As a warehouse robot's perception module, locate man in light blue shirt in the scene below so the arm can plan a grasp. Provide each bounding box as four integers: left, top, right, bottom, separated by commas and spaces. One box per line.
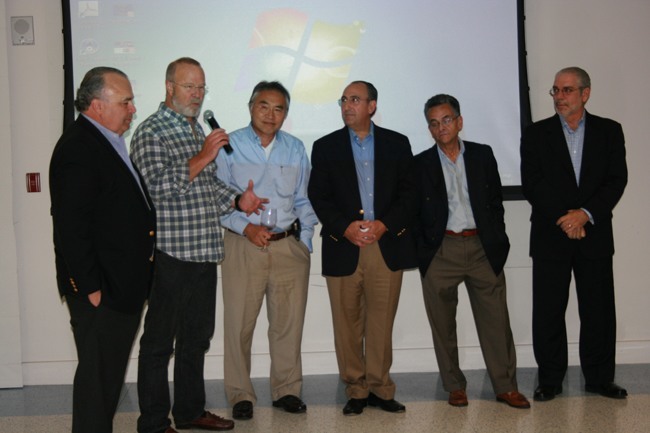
216, 81, 318, 421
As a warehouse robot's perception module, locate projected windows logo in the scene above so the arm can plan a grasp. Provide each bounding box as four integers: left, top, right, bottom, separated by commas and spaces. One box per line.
237, 9, 364, 104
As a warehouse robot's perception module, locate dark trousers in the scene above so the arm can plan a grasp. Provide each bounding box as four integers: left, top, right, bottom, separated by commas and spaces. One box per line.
532, 254, 617, 387
137, 250, 217, 433
66, 296, 141, 433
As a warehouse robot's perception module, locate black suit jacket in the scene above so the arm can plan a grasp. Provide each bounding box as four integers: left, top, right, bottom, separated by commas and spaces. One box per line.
414, 141, 509, 277
308, 125, 418, 276
49, 115, 156, 314
521, 112, 627, 259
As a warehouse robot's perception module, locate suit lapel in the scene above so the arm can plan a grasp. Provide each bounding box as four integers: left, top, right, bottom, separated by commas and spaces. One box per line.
80, 116, 153, 211
425, 145, 447, 199
579, 111, 598, 188
547, 115, 579, 189
463, 143, 481, 202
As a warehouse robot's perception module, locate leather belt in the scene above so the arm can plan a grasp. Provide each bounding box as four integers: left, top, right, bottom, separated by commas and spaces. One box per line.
227, 227, 297, 242
268, 227, 297, 241
445, 229, 478, 237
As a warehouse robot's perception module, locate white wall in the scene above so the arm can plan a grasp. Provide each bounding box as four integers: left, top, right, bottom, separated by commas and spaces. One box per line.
1, 0, 648, 386
0, 0, 23, 388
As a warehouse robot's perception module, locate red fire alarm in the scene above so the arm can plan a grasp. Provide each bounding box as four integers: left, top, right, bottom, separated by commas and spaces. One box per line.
26, 172, 41, 193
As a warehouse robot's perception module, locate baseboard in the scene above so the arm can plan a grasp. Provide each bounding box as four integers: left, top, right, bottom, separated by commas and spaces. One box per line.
20, 341, 650, 386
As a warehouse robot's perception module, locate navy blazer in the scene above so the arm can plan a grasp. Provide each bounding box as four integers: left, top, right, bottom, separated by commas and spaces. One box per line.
521, 112, 627, 259
50, 115, 156, 314
414, 141, 509, 277
308, 125, 418, 276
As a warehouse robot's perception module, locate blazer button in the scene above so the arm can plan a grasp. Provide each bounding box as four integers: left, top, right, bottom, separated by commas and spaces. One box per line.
149, 230, 155, 237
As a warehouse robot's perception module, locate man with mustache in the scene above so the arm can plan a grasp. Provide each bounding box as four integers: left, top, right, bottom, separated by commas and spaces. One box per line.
131, 57, 264, 433
521, 67, 628, 402
414, 94, 530, 409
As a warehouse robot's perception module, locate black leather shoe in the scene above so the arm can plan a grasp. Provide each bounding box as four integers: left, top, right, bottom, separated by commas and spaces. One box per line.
585, 382, 628, 399
367, 392, 406, 413
232, 400, 253, 420
533, 385, 563, 401
272, 395, 307, 413
342, 398, 368, 415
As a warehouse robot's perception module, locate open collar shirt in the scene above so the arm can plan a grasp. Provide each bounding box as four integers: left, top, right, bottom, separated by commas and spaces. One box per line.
349, 123, 375, 221
437, 138, 477, 232
216, 123, 318, 251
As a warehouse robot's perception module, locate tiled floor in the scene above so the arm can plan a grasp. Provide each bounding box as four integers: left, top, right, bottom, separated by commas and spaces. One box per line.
1, 364, 649, 432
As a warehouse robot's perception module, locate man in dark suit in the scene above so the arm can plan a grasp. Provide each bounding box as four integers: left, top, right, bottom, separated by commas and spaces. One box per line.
308, 81, 417, 416
414, 94, 530, 409
49, 67, 156, 433
521, 67, 628, 401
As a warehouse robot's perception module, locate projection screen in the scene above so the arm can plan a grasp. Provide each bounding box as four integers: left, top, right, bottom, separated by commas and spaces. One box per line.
62, 0, 530, 193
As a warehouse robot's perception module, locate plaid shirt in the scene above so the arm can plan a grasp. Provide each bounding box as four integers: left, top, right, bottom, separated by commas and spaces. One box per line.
131, 103, 236, 263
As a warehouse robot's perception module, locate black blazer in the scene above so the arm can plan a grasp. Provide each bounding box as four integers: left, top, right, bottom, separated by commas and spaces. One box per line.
308, 125, 418, 276
414, 141, 509, 277
521, 112, 627, 259
49, 115, 156, 314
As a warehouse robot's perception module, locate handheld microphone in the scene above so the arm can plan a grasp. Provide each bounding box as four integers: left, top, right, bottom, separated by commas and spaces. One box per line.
203, 110, 233, 154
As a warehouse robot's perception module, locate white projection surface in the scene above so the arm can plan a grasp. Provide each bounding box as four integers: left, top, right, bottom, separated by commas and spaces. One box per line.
68, 0, 523, 185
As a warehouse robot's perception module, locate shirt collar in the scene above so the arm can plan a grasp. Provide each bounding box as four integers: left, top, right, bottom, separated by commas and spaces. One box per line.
559, 111, 586, 132
436, 137, 465, 161
81, 113, 122, 141
348, 122, 375, 146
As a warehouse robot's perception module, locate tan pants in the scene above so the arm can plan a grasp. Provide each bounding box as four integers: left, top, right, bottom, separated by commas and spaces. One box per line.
421, 234, 518, 395
326, 242, 403, 400
222, 230, 310, 405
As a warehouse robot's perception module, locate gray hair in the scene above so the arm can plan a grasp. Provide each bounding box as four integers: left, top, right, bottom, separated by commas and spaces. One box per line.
74, 66, 127, 112
248, 81, 291, 112
557, 66, 591, 88
423, 94, 460, 119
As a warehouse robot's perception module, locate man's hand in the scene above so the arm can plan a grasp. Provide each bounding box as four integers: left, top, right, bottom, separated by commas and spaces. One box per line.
566, 226, 587, 240
236, 180, 269, 216
363, 220, 387, 242
189, 129, 230, 181
557, 209, 589, 240
344, 220, 386, 247
243, 223, 272, 248
88, 290, 101, 307
199, 128, 230, 162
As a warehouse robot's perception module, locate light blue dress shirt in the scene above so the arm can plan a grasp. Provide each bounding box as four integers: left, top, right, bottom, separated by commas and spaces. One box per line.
560, 113, 593, 223
83, 114, 147, 200
437, 138, 477, 232
349, 123, 375, 221
216, 123, 318, 251
560, 112, 586, 185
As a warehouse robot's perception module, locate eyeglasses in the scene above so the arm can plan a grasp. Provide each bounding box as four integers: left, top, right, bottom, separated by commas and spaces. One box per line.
549, 86, 583, 97
338, 96, 369, 106
428, 115, 458, 129
171, 82, 208, 93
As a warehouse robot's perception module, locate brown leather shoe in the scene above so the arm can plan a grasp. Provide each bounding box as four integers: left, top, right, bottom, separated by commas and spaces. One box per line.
176, 411, 235, 431
496, 391, 531, 409
448, 389, 468, 407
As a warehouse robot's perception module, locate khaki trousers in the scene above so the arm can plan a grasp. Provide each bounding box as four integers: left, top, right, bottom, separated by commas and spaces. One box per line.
421, 234, 518, 394
222, 230, 310, 405
326, 242, 403, 400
